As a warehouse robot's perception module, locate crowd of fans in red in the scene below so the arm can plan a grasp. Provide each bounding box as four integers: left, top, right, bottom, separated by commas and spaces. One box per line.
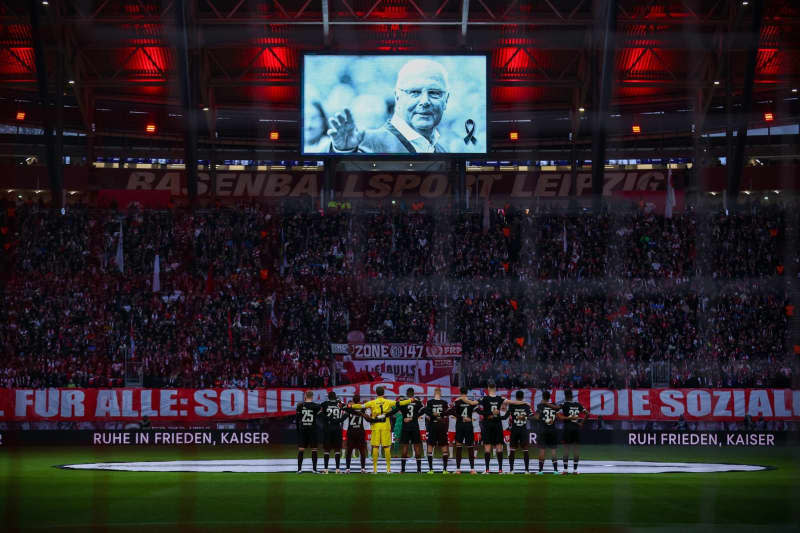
0, 197, 795, 391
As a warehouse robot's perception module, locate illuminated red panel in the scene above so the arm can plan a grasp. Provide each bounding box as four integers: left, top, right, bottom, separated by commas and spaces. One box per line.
145, 123, 156, 134
756, 48, 780, 76
243, 86, 298, 105
249, 43, 296, 78
16, 111, 25, 121
0, 47, 35, 75
491, 86, 549, 106
493, 45, 554, 79
764, 112, 774, 122
115, 46, 172, 79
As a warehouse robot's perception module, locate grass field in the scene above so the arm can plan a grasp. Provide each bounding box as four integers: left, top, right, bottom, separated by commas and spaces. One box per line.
2, 444, 799, 532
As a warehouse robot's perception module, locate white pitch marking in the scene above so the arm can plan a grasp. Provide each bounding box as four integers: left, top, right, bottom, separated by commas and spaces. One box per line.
61, 459, 767, 474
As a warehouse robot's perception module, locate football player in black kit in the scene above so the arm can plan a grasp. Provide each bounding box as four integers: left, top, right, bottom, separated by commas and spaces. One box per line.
343, 394, 368, 473
424, 387, 451, 473
397, 387, 425, 473
536, 390, 560, 475
295, 390, 321, 473
319, 391, 346, 474
450, 387, 478, 474
559, 389, 588, 474
502, 391, 533, 474
477, 381, 508, 474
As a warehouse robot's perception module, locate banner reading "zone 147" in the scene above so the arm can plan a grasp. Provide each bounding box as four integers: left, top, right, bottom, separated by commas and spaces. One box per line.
1, 385, 798, 422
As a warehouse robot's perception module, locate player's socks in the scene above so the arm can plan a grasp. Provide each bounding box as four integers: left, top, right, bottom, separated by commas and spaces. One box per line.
497, 451, 503, 472
401, 458, 407, 473
442, 454, 448, 472
372, 451, 378, 473
297, 451, 304, 471
426, 454, 433, 471
524, 451, 530, 472
455, 447, 462, 470
311, 451, 318, 471
468, 450, 475, 470
385, 448, 392, 473
416, 458, 422, 473
508, 451, 515, 472
539, 459, 544, 472
552, 459, 558, 472
346, 451, 352, 471
573, 457, 579, 472
484, 452, 490, 471
335, 452, 341, 471
361, 451, 366, 470
324, 453, 330, 471
563, 455, 568, 471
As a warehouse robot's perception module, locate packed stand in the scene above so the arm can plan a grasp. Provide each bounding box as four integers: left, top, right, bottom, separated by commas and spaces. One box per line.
0, 197, 794, 390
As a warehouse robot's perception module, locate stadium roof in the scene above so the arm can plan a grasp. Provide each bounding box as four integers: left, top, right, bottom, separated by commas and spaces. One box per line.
2, 0, 800, 148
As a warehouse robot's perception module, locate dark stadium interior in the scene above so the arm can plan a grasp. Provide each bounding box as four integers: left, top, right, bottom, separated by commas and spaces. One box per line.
0, 0, 799, 532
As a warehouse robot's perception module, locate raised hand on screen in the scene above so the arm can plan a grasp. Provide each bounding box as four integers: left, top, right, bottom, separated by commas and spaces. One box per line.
327, 108, 365, 151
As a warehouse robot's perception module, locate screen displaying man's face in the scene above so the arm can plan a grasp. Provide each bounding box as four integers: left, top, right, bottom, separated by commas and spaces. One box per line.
302, 54, 487, 155
395, 61, 449, 135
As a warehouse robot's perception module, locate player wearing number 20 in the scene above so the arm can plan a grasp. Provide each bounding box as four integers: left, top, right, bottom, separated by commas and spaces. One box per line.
350, 386, 413, 473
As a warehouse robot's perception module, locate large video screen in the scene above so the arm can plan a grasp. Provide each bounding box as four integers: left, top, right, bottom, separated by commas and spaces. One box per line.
302, 54, 488, 156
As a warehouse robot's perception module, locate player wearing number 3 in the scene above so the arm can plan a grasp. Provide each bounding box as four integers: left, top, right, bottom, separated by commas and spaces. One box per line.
349, 386, 413, 473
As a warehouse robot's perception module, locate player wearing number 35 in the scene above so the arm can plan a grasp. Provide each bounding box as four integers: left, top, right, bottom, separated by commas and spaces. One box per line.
328, 59, 450, 154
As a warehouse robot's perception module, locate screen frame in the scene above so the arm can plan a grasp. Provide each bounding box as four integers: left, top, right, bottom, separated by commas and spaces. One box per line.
300, 52, 490, 159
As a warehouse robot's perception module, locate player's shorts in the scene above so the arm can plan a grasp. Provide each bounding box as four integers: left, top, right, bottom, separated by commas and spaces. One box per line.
323, 427, 342, 450
482, 423, 504, 446
370, 425, 392, 447
454, 423, 474, 446
538, 429, 558, 449
399, 426, 422, 445
346, 428, 366, 450
509, 427, 529, 449
426, 424, 448, 447
297, 427, 318, 448
563, 426, 581, 445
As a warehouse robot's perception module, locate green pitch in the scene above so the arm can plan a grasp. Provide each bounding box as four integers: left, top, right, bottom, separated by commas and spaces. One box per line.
1, 444, 798, 532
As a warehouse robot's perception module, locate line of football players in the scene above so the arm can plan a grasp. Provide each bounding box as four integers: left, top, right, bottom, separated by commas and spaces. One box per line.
295, 382, 588, 474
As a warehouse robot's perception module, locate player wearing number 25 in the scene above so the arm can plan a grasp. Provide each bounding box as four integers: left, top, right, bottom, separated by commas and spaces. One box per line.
328, 59, 450, 154
350, 386, 413, 473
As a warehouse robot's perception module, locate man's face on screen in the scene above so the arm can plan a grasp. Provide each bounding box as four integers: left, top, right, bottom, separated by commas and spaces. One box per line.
395, 66, 449, 137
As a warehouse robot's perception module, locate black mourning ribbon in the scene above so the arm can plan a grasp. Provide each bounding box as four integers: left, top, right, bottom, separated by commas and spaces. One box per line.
463, 119, 477, 145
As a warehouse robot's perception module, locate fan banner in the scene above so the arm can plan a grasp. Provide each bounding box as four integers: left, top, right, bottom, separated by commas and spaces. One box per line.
1, 385, 797, 422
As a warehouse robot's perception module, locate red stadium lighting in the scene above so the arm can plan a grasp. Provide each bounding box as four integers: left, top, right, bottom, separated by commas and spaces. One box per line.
632, 124, 641, 134
16, 111, 25, 121
764, 112, 774, 122
509, 131, 519, 141
146, 123, 157, 134
269, 131, 279, 140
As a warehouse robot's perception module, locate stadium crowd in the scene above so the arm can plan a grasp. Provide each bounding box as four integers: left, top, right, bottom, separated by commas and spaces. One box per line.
0, 197, 796, 393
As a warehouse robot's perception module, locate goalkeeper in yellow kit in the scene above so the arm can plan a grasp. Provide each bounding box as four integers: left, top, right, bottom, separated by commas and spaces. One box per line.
349, 386, 412, 473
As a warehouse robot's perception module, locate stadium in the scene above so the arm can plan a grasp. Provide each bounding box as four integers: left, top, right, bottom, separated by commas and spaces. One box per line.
0, 0, 799, 531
